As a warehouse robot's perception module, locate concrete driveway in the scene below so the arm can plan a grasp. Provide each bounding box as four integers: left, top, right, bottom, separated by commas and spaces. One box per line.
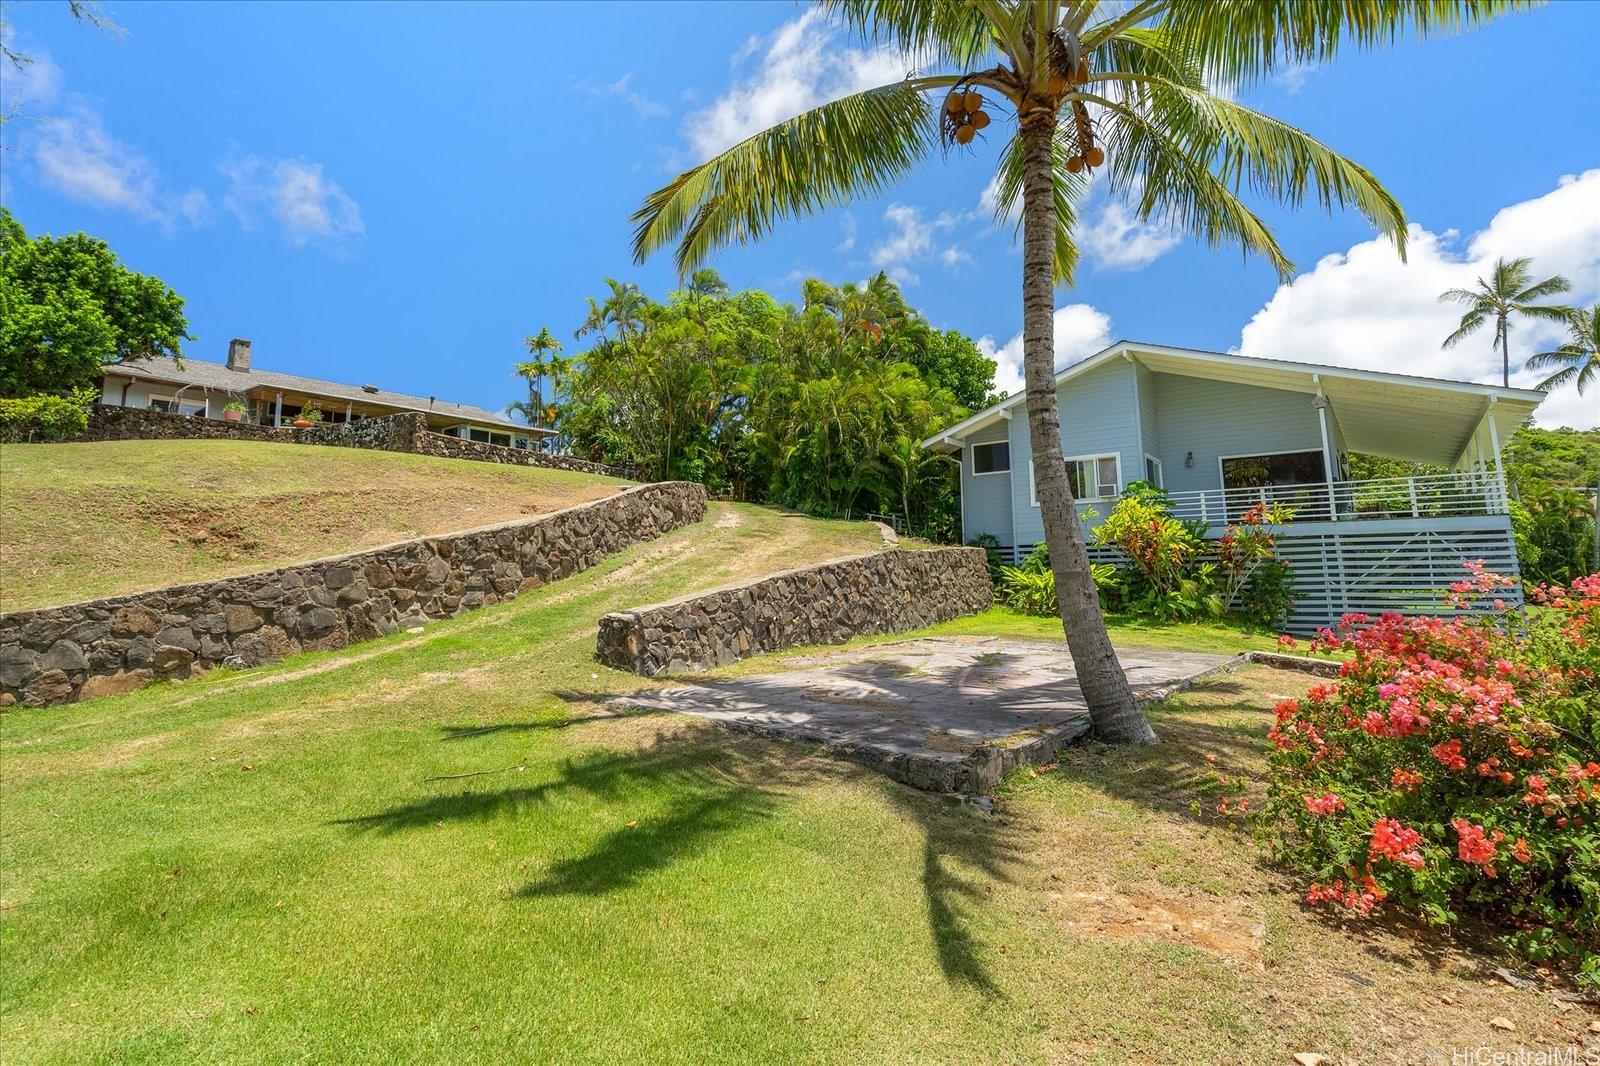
612, 637, 1235, 794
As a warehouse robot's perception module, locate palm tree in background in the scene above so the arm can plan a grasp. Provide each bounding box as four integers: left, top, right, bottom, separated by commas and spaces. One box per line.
513, 327, 569, 429
632, 0, 1522, 743
577, 278, 649, 340
1440, 257, 1572, 387
1525, 303, 1598, 396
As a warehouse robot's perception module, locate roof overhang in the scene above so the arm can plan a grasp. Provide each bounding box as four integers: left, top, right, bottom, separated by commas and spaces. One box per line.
921, 340, 1544, 468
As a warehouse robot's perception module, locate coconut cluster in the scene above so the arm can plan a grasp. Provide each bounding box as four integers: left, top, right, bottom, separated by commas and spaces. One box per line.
942, 89, 990, 146
1048, 45, 1105, 174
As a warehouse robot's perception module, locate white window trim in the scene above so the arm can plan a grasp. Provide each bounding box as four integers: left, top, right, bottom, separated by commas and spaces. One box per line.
148, 393, 208, 417
1031, 452, 1123, 506
968, 440, 1011, 477
1216, 447, 1327, 490
1143, 454, 1163, 488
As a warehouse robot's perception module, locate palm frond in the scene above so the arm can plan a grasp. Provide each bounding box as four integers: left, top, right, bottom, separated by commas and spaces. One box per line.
822, 0, 1000, 67
1512, 301, 1578, 326
1513, 274, 1572, 303
631, 78, 943, 274
1161, 0, 1533, 87
1437, 286, 1484, 306
1441, 308, 1489, 348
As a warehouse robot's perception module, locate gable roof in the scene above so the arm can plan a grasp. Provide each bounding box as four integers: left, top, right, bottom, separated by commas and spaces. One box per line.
922, 340, 1545, 469
103, 355, 551, 435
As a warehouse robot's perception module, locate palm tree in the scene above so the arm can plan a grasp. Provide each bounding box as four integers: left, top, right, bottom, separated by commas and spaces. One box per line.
576, 278, 648, 340
1525, 303, 1598, 395
631, 1, 1519, 744
514, 327, 564, 428
1440, 257, 1572, 387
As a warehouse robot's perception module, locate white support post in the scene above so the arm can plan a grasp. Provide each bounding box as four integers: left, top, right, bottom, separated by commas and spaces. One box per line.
1486, 401, 1507, 513
345, 401, 353, 422
1313, 379, 1336, 521
273, 391, 283, 427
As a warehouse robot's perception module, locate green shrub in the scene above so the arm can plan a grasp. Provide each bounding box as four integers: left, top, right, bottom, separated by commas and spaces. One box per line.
1262, 564, 1600, 980
0, 390, 93, 442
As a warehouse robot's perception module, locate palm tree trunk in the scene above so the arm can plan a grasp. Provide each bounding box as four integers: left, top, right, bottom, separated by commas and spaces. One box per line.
1018, 111, 1154, 744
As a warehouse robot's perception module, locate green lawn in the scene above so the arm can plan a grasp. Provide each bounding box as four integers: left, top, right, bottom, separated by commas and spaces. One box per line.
0, 440, 630, 611
0, 504, 1570, 1063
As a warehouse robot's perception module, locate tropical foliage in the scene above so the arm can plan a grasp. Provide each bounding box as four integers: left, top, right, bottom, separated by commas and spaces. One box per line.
627, 0, 1521, 744
0, 208, 188, 398
1527, 302, 1599, 396
512, 327, 571, 430
1439, 256, 1572, 388
1505, 426, 1600, 585
998, 488, 1296, 626
0, 388, 95, 442
549, 271, 989, 539
1263, 564, 1600, 979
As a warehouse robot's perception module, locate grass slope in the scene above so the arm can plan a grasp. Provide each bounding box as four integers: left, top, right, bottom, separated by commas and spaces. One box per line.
1, 505, 1577, 1063
0, 440, 630, 612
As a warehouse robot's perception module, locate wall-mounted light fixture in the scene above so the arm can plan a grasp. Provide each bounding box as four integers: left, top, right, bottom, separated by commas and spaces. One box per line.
1185, 450, 1194, 469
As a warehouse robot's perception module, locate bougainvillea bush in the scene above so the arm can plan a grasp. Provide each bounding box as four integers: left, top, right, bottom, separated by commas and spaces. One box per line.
1263, 563, 1600, 979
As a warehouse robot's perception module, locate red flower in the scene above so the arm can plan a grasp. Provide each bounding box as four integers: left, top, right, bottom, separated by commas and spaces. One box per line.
1450, 818, 1504, 874
1304, 792, 1346, 816
1369, 818, 1426, 870
1511, 838, 1531, 863
1390, 767, 1424, 792
1430, 738, 1467, 772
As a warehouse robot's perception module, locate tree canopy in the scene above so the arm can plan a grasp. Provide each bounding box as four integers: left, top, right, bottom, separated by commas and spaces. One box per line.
548, 271, 985, 539
0, 209, 189, 398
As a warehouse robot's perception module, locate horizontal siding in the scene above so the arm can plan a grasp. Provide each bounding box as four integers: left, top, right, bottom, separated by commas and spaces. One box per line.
960, 431, 1014, 547
1151, 373, 1324, 495
1136, 362, 1160, 482
1012, 360, 1143, 546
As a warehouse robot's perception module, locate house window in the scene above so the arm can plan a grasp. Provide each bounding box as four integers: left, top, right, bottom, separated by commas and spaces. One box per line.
1220, 449, 1326, 490
148, 395, 206, 417
1031, 454, 1121, 505
971, 441, 1010, 475
513, 437, 530, 451
468, 428, 512, 447
1144, 455, 1163, 488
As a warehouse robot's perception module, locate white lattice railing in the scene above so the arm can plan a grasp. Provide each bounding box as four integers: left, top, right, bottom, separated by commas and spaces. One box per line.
1163, 471, 1506, 525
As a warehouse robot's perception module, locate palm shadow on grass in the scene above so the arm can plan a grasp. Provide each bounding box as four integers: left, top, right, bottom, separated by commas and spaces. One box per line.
333, 709, 1022, 996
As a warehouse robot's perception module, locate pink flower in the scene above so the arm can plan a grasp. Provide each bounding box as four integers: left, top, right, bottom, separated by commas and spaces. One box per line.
1304, 792, 1346, 816
1369, 818, 1426, 870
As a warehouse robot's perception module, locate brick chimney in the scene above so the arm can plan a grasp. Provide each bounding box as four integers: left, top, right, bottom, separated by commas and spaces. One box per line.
227, 338, 252, 372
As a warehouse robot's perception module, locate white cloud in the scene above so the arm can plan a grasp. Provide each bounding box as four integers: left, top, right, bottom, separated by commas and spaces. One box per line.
684, 9, 910, 160
940, 245, 972, 268
1238, 169, 1600, 429
223, 155, 364, 252
568, 71, 667, 120
1078, 198, 1182, 271
0, 30, 63, 113
836, 212, 857, 252
869, 202, 957, 285
977, 304, 1113, 398
31, 107, 211, 230
1271, 61, 1318, 95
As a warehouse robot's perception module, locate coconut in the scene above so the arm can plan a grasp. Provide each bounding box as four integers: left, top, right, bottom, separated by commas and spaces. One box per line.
954, 124, 976, 145
1085, 146, 1105, 166
971, 110, 991, 130
946, 92, 964, 114
963, 90, 982, 112
1065, 156, 1084, 173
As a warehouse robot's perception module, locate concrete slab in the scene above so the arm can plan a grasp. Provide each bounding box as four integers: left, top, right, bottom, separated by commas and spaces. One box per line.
610, 637, 1236, 794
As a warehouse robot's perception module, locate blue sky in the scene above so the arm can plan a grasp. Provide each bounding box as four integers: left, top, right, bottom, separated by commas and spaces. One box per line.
2, 1, 1597, 428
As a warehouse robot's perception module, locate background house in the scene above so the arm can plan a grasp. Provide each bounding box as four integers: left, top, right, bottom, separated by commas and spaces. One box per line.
99, 339, 556, 450
925, 341, 1545, 632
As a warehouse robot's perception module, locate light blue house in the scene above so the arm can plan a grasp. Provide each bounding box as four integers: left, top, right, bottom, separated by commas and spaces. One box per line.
923, 341, 1546, 632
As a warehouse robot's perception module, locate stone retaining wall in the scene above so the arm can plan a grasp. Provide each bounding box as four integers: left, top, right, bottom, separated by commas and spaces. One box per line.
412, 428, 643, 478
0, 482, 707, 708
596, 547, 992, 676
67, 406, 640, 479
